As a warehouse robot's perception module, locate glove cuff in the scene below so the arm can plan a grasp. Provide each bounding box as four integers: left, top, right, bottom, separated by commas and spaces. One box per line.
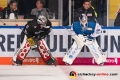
87, 35, 95, 41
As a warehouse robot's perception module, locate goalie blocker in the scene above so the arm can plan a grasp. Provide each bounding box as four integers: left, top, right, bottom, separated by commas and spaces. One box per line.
13, 35, 57, 66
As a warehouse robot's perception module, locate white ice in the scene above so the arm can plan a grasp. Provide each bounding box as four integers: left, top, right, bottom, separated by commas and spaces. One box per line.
0, 65, 120, 80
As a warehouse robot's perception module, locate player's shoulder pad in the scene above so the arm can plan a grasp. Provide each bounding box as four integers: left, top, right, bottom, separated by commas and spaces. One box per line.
88, 20, 96, 25
25, 19, 37, 29
27, 19, 35, 24
88, 20, 96, 24
87, 20, 97, 29
73, 20, 80, 24
27, 21, 31, 24
46, 20, 52, 27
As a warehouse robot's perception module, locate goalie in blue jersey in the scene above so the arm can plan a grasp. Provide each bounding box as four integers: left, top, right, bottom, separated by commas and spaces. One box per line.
63, 14, 106, 65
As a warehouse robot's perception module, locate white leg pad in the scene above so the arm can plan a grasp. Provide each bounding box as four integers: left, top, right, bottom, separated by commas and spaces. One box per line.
12, 35, 27, 61
63, 35, 85, 65
72, 35, 85, 48
85, 39, 106, 64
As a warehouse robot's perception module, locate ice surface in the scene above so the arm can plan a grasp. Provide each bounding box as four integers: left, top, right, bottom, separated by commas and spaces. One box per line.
0, 65, 120, 80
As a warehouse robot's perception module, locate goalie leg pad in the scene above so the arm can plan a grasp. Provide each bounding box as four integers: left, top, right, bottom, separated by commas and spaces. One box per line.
63, 35, 85, 65
13, 35, 31, 65
85, 39, 106, 64
37, 39, 57, 66
16, 41, 31, 63
72, 35, 85, 48
63, 40, 84, 65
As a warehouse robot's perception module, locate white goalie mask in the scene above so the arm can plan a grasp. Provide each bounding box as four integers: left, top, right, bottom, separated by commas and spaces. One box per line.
79, 14, 88, 27
37, 15, 47, 25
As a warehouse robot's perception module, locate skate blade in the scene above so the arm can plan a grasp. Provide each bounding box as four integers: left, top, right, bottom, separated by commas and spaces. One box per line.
12, 62, 22, 66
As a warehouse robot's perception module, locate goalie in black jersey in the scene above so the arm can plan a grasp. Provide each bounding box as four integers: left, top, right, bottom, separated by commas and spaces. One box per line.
13, 15, 57, 66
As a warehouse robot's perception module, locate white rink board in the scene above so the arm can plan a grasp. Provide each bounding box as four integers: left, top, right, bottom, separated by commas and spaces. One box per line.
0, 28, 120, 57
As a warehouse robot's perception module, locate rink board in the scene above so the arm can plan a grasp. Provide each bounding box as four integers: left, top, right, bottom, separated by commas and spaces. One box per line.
0, 26, 120, 65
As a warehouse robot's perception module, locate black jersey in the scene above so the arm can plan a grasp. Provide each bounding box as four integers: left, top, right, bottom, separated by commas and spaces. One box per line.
21, 19, 52, 43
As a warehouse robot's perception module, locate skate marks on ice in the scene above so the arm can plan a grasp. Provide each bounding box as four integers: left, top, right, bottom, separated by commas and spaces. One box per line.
0, 65, 120, 80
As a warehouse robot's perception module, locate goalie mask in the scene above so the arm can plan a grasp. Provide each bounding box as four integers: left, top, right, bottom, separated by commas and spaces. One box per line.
79, 14, 88, 27
37, 15, 47, 25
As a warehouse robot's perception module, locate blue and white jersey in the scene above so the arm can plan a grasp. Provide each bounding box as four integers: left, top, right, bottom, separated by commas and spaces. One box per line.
71, 20, 102, 37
